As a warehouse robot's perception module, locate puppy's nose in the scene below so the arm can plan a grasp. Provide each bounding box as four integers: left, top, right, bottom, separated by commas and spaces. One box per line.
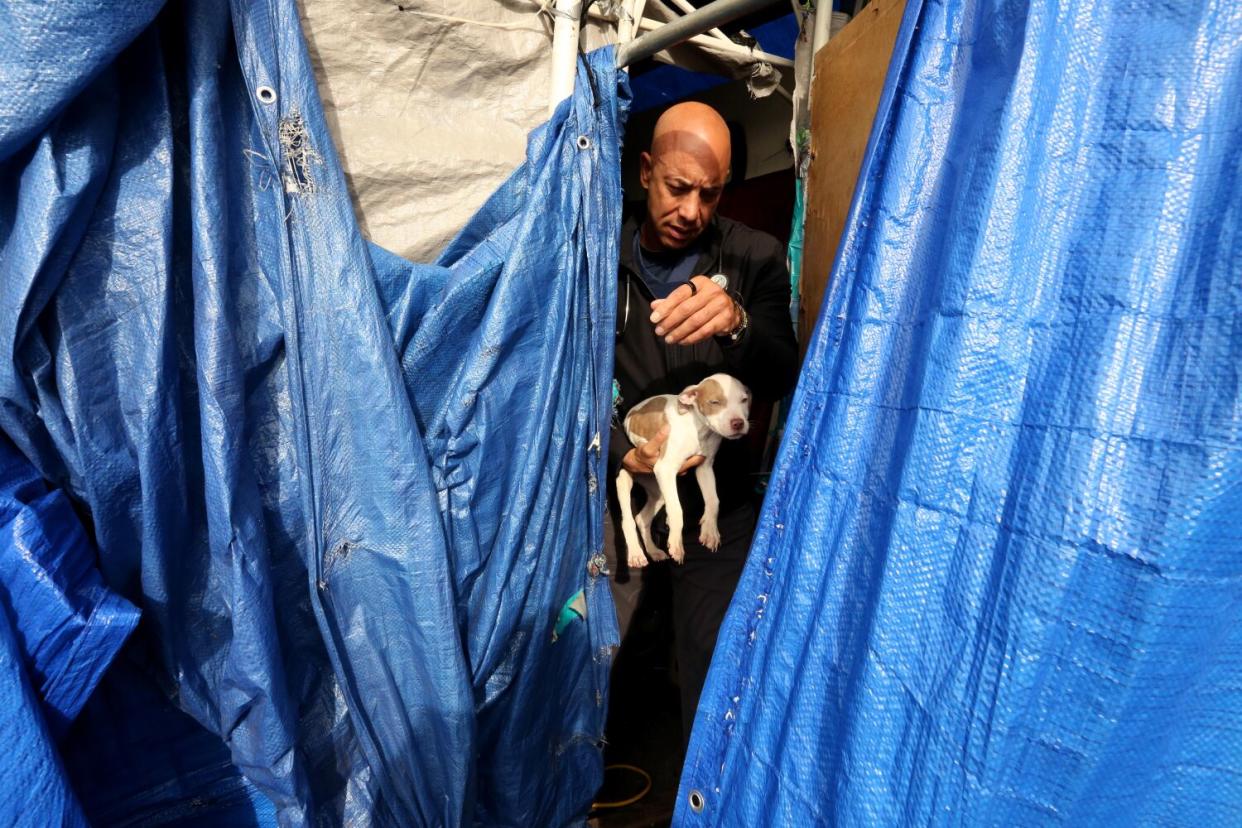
731, 418, 746, 432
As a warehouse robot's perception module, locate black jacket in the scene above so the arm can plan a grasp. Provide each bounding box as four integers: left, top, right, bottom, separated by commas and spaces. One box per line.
608, 213, 800, 523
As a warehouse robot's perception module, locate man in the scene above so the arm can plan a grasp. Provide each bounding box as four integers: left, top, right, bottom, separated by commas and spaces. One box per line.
607, 101, 799, 742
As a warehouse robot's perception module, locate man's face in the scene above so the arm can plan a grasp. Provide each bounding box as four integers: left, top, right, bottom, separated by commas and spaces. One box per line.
639, 131, 728, 251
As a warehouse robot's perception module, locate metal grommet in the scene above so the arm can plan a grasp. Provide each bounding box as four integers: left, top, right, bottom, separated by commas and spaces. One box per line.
256, 86, 277, 104
576, 135, 591, 150
587, 553, 608, 578
688, 789, 706, 813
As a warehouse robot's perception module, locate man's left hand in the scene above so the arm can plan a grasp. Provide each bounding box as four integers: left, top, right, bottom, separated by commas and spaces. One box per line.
649, 275, 740, 345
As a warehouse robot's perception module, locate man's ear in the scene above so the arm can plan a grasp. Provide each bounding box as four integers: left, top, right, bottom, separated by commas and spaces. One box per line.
639, 151, 653, 190
677, 385, 699, 412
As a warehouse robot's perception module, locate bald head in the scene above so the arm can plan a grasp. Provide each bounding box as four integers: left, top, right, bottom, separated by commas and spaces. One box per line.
640, 102, 732, 251
651, 102, 732, 175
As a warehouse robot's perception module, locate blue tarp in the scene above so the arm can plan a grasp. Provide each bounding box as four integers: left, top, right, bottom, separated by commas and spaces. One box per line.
60, 642, 280, 827
0, 436, 140, 738
678, 0, 1242, 824
0, 435, 140, 825
0, 1, 625, 824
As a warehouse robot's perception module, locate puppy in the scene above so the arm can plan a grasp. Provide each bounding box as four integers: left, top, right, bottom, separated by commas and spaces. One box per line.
616, 373, 751, 567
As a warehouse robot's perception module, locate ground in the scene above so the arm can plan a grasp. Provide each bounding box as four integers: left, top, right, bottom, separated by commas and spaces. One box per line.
591, 565, 684, 828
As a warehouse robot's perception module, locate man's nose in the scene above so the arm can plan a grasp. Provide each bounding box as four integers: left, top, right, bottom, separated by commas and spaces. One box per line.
678, 192, 700, 220
730, 418, 746, 432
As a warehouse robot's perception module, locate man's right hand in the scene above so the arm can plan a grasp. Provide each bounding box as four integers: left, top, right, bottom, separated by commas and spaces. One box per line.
622, 425, 705, 476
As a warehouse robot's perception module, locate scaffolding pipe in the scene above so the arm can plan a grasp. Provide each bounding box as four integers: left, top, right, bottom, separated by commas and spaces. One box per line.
618, 0, 635, 42
618, 0, 649, 44
636, 16, 795, 68
616, 0, 784, 68
664, 0, 733, 43
548, 0, 581, 113
811, 0, 833, 62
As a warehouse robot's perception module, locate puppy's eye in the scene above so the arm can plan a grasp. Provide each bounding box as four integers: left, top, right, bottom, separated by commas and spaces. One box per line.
710, 400, 723, 406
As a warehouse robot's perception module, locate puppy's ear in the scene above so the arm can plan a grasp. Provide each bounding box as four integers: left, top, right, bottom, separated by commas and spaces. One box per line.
677, 385, 700, 413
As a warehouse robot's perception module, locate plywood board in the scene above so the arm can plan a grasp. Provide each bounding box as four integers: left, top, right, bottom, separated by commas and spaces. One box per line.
799, 0, 907, 350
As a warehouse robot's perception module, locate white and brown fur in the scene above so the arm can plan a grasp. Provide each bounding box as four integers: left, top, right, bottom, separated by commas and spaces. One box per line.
616, 373, 752, 567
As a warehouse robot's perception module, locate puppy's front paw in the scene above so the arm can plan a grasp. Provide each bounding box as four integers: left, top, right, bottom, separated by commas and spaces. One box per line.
627, 550, 648, 569
699, 521, 721, 551
668, 536, 685, 564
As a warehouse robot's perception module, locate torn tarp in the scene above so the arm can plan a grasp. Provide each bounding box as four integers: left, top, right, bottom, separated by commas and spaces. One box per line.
0, 0, 625, 823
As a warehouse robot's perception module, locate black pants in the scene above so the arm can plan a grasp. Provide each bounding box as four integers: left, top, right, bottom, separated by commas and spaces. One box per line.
606, 500, 756, 745
667, 504, 754, 745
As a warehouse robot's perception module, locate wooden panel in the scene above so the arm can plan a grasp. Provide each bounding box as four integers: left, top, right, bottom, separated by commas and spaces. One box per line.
799, 0, 907, 350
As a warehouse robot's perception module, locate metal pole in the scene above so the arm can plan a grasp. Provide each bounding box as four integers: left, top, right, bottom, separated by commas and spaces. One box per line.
811, 0, 833, 64
635, 17, 795, 68
615, 0, 784, 68
664, 0, 732, 43
549, 0, 581, 114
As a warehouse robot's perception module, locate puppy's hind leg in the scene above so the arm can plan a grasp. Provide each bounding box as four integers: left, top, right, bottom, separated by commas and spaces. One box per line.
634, 476, 667, 561
654, 460, 686, 563
615, 469, 648, 569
